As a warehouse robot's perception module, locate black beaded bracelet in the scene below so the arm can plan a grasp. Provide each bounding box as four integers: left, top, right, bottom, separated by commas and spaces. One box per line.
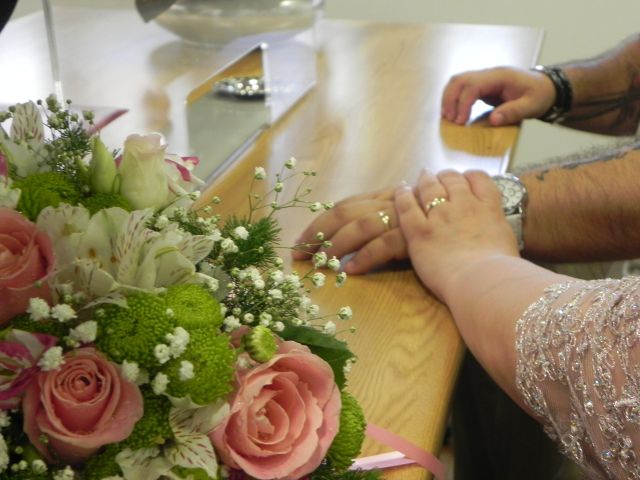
532, 65, 574, 123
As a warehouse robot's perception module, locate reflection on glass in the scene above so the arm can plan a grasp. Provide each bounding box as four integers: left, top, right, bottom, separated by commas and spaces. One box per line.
41, 0, 64, 103
185, 47, 270, 182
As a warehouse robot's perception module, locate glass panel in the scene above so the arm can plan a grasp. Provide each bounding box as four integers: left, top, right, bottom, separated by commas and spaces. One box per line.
0, 3, 318, 183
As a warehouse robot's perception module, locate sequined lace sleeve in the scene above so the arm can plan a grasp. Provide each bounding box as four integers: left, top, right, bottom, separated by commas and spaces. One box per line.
516, 277, 640, 479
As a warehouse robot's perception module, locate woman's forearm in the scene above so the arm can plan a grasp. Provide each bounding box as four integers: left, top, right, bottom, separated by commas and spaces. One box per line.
442, 255, 571, 407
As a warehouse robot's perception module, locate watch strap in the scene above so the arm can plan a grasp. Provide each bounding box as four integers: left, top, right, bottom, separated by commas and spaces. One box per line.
505, 212, 524, 251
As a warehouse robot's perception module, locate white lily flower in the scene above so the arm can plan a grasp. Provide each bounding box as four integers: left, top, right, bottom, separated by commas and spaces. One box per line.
38, 205, 215, 299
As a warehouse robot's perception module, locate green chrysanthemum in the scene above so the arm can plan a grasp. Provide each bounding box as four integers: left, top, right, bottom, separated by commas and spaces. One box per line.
13, 171, 80, 220
171, 466, 215, 480
95, 292, 175, 368
165, 284, 223, 330
162, 329, 236, 405
82, 445, 122, 480
119, 388, 174, 451
9, 313, 70, 338
243, 325, 277, 363
81, 192, 132, 215
327, 391, 367, 470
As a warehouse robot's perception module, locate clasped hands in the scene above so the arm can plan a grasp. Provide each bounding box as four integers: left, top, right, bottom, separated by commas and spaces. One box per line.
293, 169, 520, 302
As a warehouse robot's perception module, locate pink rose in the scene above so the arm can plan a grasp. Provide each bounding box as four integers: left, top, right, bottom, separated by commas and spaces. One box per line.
0, 330, 58, 409
212, 340, 341, 480
0, 207, 54, 325
22, 347, 143, 464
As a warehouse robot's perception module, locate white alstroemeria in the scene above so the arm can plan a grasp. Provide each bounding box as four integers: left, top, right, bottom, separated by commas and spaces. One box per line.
119, 401, 230, 480
38, 206, 214, 298
0, 175, 19, 209
36, 204, 91, 267
116, 447, 172, 480
0, 101, 44, 177
165, 401, 229, 478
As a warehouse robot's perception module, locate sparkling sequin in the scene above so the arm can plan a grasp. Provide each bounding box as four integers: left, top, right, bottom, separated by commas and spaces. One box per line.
516, 278, 640, 479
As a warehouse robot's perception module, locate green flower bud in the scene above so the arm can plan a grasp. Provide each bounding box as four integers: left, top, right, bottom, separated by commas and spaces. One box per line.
89, 136, 118, 193
243, 325, 277, 363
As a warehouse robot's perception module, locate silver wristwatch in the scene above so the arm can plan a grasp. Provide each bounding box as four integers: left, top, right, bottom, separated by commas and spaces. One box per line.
491, 173, 528, 250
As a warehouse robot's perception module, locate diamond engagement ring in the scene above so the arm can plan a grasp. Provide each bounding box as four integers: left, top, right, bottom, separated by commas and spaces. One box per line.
378, 211, 391, 231
425, 197, 448, 213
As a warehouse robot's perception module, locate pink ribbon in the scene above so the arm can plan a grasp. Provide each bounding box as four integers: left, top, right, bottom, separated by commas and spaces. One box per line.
350, 423, 446, 480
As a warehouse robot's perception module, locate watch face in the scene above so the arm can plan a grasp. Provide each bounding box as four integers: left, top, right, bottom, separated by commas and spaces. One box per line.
493, 175, 526, 214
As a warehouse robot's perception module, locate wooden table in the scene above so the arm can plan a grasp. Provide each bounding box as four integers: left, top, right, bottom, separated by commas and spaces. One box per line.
0, 10, 543, 479
201, 20, 542, 480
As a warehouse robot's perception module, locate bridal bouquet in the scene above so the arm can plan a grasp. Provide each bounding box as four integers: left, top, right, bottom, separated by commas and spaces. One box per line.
0, 96, 372, 480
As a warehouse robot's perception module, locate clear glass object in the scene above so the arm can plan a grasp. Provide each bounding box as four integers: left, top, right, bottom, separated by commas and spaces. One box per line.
154, 0, 323, 46
41, 0, 64, 103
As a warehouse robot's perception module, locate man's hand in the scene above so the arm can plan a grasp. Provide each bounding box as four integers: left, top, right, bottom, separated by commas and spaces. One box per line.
441, 66, 556, 126
292, 186, 409, 274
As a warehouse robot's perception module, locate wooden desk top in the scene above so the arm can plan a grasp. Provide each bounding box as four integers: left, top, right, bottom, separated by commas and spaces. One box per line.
0, 11, 542, 479
200, 19, 543, 480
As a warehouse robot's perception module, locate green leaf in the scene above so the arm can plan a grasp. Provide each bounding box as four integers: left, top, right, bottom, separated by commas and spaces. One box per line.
279, 324, 355, 390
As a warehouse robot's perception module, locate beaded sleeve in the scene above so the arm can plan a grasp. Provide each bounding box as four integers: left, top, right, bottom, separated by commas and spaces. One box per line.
516, 277, 640, 479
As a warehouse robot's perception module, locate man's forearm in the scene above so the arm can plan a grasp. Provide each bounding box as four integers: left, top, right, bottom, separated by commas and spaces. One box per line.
557, 33, 640, 135
520, 144, 640, 262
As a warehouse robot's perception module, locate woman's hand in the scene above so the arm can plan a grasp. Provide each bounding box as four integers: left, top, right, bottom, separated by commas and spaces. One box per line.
441, 66, 556, 126
292, 186, 409, 274
395, 169, 520, 302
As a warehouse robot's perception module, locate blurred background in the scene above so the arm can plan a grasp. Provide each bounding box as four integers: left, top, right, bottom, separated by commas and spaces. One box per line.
10, 0, 640, 170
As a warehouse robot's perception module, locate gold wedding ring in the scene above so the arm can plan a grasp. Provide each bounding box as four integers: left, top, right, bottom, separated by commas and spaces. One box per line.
378, 211, 391, 231
425, 197, 448, 213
